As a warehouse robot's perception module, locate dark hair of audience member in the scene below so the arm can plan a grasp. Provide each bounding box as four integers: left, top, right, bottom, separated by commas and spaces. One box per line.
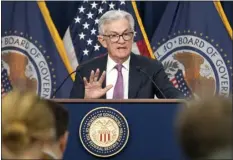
45, 100, 69, 140
176, 96, 232, 159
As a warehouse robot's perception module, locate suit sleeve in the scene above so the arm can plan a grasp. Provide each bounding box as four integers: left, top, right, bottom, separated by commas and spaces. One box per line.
70, 68, 85, 98
152, 61, 185, 99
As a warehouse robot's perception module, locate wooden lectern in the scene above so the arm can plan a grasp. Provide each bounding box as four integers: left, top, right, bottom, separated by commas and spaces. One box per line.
55, 99, 186, 160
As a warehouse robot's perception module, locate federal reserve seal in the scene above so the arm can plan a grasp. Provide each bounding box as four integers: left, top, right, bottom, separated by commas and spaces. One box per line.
1, 31, 57, 98
79, 107, 129, 157
153, 31, 232, 98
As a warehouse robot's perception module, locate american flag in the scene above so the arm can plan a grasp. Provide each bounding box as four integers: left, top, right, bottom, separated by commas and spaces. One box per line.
171, 69, 192, 98
63, 0, 151, 69
1, 64, 13, 96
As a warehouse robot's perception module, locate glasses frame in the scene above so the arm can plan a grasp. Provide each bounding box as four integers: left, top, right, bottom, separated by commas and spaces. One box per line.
102, 31, 134, 43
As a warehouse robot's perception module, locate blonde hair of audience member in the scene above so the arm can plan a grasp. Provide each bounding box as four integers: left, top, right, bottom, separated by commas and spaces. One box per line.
2, 90, 56, 159
176, 96, 232, 159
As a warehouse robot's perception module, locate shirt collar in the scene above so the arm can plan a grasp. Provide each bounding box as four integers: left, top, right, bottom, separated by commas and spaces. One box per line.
107, 55, 130, 73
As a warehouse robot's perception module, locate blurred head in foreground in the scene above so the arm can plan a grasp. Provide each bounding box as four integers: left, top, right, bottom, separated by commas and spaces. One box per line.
2, 90, 56, 159
42, 100, 69, 159
176, 96, 232, 159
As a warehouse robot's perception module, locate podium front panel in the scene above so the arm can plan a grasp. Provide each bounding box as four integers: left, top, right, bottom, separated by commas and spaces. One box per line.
59, 100, 186, 160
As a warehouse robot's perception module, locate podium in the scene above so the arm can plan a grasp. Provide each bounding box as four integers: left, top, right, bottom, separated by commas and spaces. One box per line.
55, 99, 186, 160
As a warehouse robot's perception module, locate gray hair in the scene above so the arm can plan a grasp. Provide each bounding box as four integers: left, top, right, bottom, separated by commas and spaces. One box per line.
98, 10, 135, 35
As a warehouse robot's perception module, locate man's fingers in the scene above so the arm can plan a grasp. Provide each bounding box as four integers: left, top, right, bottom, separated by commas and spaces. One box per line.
94, 68, 100, 81
89, 70, 94, 83
83, 77, 88, 86
103, 84, 113, 93
99, 71, 106, 84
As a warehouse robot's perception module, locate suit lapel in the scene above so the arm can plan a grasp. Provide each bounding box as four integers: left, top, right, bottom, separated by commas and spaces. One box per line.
128, 54, 142, 98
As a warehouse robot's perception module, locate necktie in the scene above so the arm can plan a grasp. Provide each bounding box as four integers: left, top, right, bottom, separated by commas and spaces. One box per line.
113, 64, 124, 99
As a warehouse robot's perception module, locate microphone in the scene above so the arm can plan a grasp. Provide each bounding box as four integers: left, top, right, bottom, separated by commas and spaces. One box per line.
136, 66, 167, 99
51, 69, 78, 98
52, 55, 107, 98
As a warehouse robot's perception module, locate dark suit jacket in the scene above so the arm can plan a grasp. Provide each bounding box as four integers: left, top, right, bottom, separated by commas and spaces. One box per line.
70, 53, 184, 99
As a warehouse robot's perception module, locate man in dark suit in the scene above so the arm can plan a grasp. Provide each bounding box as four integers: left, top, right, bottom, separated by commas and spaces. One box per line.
70, 10, 183, 99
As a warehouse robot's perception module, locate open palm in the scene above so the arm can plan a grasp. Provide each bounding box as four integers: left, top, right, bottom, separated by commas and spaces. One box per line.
84, 69, 113, 99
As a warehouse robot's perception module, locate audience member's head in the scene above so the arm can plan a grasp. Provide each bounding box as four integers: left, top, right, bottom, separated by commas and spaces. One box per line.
176, 96, 232, 159
2, 90, 56, 159
42, 100, 69, 159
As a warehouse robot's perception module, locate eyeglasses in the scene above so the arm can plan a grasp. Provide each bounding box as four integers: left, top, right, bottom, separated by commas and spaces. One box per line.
103, 32, 134, 43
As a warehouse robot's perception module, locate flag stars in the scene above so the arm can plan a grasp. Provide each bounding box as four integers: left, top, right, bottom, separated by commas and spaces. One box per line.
227, 60, 230, 63
220, 48, 223, 52
78, 6, 85, 13
79, 32, 86, 40
109, 2, 115, 9
224, 54, 227, 57
20, 32, 23, 35
120, 0, 125, 5
35, 40, 38, 44
187, 30, 190, 33
102, 0, 107, 4
216, 44, 219, 47
91, 2, 98, 9
83, 22, 90, 29
205, 36, 209, 39
14, 30, 17, 33
87, 12, 94, 19
162, 38, 166, 42
74, 16, 81, 23
30, 36, 33, 40
91, 28, 97, 35
83, 49, 89, 55
211, 39, 214, 42
94, 44, 100, 51
193, 31, 197, 34
200, 33, 203, 36
95, 18, 99, 24
134, 31, 137, 37
43, 50, 47, 53
87, 39, 93, 45
98, 7, 104, 14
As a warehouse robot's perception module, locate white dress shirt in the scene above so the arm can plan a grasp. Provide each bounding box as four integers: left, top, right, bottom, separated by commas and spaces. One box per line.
106, 55, 130, 99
